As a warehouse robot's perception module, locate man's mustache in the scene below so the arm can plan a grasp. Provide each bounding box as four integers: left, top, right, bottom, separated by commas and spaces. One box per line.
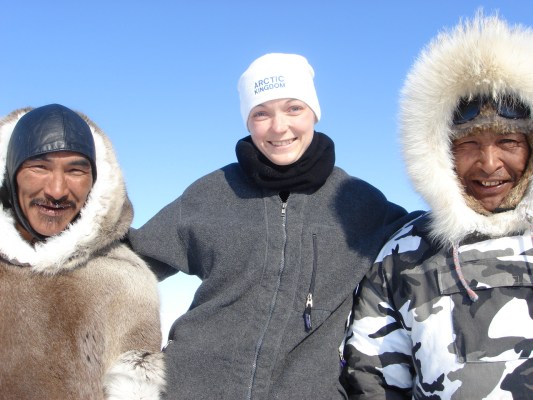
30, 198, 76, 209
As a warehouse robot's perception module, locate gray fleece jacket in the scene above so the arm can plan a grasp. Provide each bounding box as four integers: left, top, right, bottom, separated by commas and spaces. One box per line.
129, 162, 412, 399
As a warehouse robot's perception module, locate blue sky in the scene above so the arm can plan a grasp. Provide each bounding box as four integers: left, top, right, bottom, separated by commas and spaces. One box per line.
3, 1, 532, 340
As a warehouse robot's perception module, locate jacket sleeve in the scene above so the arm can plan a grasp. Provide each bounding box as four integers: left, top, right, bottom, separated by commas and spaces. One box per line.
341, 256, 413, 399
100, 246, 166, 399
128, 196, 189, 280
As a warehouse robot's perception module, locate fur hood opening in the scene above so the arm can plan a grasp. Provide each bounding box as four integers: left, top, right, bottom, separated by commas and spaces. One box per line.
0, 107, 133, 273
400, 12, 533, 247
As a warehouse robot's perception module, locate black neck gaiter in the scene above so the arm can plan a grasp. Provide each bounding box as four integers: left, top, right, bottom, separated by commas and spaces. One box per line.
235, 131, 335, 193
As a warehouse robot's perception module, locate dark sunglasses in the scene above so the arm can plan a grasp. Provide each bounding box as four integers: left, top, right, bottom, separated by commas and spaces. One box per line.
452, 95, 531, 125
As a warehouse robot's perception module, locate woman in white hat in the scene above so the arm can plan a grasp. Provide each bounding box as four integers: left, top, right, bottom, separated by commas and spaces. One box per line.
129, 53, 413, 399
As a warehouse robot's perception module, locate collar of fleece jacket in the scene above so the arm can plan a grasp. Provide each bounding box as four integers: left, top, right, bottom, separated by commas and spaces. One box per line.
0, 108, 132, 273
400, 14, 533, 247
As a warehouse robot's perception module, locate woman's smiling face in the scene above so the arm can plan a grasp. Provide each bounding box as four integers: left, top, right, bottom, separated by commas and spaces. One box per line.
247, 98, 316, 166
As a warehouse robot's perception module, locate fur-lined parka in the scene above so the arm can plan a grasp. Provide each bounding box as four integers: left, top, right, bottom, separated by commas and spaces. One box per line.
341, 14, 533, 399
0, 107, 165, 399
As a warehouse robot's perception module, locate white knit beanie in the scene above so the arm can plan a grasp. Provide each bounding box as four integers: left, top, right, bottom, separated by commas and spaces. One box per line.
238, 53, 321, 127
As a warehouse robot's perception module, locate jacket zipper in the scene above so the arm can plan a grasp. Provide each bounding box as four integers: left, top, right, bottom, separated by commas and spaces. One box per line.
304, 233, 318, 332
246, 200, 288, 400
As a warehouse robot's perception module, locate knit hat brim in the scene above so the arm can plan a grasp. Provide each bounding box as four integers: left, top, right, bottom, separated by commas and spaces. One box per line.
237, 53, 321, 128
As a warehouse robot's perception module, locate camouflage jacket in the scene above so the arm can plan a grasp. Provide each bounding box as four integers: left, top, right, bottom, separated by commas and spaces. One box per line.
341, 213, 533, 399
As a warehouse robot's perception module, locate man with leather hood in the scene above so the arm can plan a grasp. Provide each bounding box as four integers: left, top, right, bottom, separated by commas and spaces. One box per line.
341, 14, 533, 399
0, 104, 165, 399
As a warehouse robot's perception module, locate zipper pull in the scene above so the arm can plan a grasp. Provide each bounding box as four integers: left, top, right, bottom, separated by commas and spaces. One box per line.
304, 293, 313, 331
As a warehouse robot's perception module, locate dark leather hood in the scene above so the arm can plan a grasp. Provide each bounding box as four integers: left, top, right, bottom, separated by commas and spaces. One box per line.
7, 103, 96, 180
5, 103, 97, 240
0, 106, 133, 272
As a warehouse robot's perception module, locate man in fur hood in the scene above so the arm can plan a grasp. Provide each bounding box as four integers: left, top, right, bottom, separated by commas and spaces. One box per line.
341, 14, 533, 399
0, 104, 165, 399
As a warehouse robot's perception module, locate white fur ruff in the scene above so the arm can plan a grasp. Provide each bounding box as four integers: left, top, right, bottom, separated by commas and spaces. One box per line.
400, 13, 533, 245
0, 108, 128, 273
104, 350, 166, 400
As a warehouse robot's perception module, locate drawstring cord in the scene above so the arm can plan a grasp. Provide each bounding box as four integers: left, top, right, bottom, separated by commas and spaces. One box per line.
452, 208, 533, 304
452, 243, 479, 302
